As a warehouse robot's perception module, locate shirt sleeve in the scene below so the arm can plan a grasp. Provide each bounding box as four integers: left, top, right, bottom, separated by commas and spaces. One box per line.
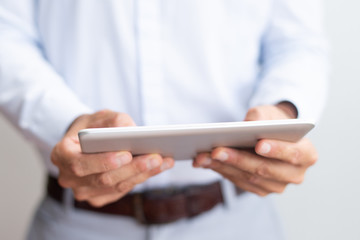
249, 0, 329, 121
0, 1, 93, 151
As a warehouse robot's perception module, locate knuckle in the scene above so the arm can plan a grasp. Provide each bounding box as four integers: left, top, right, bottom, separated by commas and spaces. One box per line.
97, 173, 114, 187
98, 109, 111, 115
274, 186, 286, 194
116, 181, 133, 193
206, 159, 218, 169
51, 142, 67, 165
242, 172, 255, 182
58, 177, 71, 188
100, 153, 118, 171
257, 191, 269, 197
291, 176, 304, 185
135, 159, 149, 173
101, 160, 111, 172
255, 161, 270, 177
308, 153, 318, 166
59, 139, 73, 156
233, 152, 245, 165
73, 190, 88, 201
88, 199, 106, 208
248, 175, 260, 184
246, 108, 260, 120
50, 153, 58, 166
161, 158, 175, 171
289, 158, 299, 166
69, 161, 84, 177
119, 113, 131, 121
113, 113, 134, 127
150, 166, 162, 175
56, 140, 66, 152
95, 109, 112, 119
50, 146, 59, 165
112, 113, 123, 125
289, 148, 301, 165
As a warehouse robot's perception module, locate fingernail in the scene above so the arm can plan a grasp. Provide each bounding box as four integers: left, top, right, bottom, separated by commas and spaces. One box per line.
148, 157, 161, 170
258, 143, 271, 155
215, 151, 229, 161
116, 153, 131, 166
161, 160, 173, 171
200, 157, 212, 167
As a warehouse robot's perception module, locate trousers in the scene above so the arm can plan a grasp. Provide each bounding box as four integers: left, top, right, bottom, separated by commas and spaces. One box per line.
27, 180, 285, 240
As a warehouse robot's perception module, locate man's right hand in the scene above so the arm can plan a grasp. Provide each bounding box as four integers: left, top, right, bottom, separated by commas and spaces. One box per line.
51, 110, 174, 207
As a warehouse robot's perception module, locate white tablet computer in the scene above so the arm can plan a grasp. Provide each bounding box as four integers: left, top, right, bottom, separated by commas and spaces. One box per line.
78, 119, 314, 160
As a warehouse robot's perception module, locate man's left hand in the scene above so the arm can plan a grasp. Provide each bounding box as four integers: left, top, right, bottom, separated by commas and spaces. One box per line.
193, 104, 318, 196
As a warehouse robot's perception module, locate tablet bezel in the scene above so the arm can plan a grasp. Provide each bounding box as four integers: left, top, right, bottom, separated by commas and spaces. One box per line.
78, 119, 314, 160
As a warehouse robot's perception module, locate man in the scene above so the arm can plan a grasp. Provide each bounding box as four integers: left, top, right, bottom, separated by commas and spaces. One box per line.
0, 0, 327, 239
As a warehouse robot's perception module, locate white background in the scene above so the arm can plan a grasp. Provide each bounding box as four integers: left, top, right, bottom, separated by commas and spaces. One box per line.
1, 0, 359, 239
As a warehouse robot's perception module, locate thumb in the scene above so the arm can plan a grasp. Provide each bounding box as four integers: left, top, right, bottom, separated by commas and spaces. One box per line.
87, 110, 136, 128
244, 104, 294, 121
101, 111, 136, 128
66, 110, 136, 137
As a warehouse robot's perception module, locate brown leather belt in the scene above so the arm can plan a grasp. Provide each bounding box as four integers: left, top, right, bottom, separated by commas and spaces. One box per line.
47, 175, 243, 224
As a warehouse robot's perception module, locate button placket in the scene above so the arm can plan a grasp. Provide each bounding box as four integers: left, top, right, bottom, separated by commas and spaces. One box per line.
137, 0, 167, 126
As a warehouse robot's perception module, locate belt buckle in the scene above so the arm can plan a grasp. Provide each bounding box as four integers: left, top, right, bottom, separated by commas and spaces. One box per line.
133, 193, 147, 224
132, 187, 182, 225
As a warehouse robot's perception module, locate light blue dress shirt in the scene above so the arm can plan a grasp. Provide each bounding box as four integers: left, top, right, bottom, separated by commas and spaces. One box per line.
0, 0, 328, 184
0, 1, 327, 238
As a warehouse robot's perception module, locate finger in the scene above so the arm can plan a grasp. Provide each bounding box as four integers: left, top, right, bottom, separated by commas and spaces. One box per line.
255, 138, 318, 166
194, 154, 286, 195
104, 112, 136, 127
244, 105, 291, 121
193, 152, 212, 168
77, 158, 175, 206
91, 154, 164, 188
115, 157, 175, 193
221, 171, 271, 197
244, 106, 270, 121
74, 151, 132, 177
245, 175, 288, 194
72, 186, 116, 201
51, 137, 77, 167
211, 147, 306, 184
88, 111, 136, 128
53, 136, 133, 177
58, 154, 164, 188
202, 158, 288, 194
217, 165, 287, 194
87, 192, 126, 208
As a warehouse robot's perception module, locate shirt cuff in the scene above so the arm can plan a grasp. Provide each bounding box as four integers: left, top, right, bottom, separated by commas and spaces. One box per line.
29, 88, 93, 151
248, 86, 323, 122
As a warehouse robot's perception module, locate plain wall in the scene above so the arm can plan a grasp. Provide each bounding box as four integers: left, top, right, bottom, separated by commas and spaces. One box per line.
1, 0, 359, 239
274, 0, 360, 239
